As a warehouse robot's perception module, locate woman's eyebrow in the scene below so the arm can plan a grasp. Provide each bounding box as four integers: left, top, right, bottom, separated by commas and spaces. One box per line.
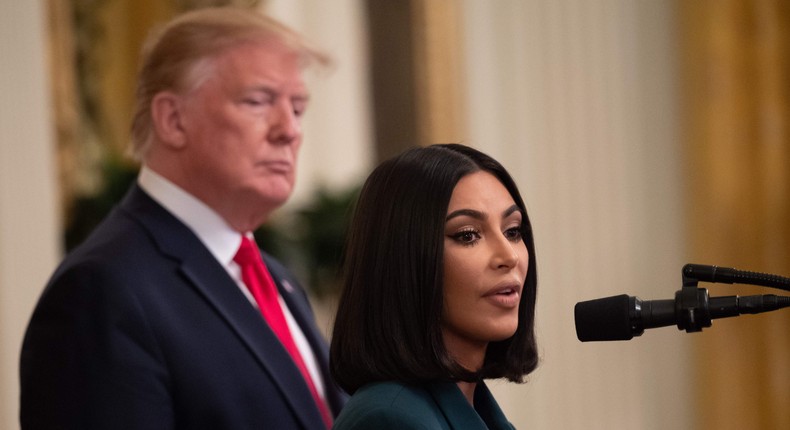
445, 208, 486, 222
502, 204, 520, 218
446, 205, 520, 222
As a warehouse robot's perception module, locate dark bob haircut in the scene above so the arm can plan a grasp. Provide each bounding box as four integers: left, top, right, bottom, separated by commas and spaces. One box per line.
330, 143, 538, 394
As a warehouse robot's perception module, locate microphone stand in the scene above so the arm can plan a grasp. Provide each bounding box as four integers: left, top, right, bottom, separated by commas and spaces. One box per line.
674, 264, 790, 333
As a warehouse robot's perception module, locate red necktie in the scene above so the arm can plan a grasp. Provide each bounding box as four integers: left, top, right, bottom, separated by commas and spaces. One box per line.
234, 236, 333, 428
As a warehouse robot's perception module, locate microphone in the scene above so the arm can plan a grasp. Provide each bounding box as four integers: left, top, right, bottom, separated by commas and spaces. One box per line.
574, 291, 790, 342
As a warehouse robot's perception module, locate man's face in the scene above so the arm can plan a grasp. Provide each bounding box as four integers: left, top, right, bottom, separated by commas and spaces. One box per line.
177, 39, 308, 229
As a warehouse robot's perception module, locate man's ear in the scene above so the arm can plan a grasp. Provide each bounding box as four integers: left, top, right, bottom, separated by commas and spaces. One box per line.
151, 91, 188, 150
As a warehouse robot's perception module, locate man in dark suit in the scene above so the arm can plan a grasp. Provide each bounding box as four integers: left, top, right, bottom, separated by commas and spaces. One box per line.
20, 7, 345, 429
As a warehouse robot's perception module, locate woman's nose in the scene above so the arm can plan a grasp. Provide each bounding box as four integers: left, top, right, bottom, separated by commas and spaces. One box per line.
490, 235, 519, 269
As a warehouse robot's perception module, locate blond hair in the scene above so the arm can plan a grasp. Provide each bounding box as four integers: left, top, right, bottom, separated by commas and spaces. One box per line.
130, 7, 329, 160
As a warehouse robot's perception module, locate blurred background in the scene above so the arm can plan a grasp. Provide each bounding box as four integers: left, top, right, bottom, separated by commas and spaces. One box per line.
1, 0, 788, 429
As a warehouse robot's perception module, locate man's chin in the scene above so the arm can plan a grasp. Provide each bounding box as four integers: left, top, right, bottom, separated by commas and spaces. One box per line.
253, 187, 293, 208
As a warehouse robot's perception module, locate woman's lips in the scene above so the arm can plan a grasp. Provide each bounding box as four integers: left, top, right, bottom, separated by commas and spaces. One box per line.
483, 284, 521, 308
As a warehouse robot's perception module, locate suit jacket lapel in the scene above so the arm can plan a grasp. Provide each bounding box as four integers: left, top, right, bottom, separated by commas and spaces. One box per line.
120, 185, 326, 429
264, 255, 348, 414
471, 383, 514, 430
428, 382, 487, 429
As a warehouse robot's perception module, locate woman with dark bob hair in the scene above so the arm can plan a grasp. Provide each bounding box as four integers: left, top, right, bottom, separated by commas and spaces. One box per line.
331, 143, 538, 429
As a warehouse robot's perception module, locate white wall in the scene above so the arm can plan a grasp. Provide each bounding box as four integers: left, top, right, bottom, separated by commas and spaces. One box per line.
0, 1, 62, 429
460, 1, 692, 429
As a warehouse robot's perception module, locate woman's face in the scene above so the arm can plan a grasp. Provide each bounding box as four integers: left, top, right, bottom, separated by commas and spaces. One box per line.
441, 171, 529, 370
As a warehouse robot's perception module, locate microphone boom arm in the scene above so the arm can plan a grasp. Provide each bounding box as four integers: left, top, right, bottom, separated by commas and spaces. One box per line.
682, 263, 790, 292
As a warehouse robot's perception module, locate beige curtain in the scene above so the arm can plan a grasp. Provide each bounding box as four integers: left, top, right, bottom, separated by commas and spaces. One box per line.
680, 1, 790, 428
364, 0, 466, 162
411, 0, 467, 146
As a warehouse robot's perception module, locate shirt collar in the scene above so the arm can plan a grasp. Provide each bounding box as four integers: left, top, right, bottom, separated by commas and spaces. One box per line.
138, 165, 242, 266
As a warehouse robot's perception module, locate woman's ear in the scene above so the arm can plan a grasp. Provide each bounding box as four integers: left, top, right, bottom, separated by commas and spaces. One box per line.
150, 91, 187, 150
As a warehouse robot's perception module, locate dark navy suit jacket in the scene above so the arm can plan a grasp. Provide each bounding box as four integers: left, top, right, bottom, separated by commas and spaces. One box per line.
20, 184, 346, 429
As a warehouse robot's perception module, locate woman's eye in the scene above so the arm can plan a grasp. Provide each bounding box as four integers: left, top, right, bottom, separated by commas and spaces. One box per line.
452, 229, 480, 245
504, 227, 522, 242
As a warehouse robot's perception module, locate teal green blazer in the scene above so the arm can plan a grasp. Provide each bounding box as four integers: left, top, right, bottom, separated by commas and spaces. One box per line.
332, 381, 515, 429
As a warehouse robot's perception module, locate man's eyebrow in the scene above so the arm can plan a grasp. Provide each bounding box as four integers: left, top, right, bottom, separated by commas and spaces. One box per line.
248, 84, 276, 92
292, 92, 310, 101
254, 85, 309, 100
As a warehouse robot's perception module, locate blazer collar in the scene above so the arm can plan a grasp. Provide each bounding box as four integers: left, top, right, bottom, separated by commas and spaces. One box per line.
427, 381, 513, 430
120, 184, 327, 429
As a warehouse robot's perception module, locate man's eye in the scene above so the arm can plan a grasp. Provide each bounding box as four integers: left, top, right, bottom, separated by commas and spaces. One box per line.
292, 101, 308, 118
243, 95, 274, 106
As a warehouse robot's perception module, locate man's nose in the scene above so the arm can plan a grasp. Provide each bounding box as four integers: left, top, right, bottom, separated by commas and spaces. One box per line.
268, 101, 301, 145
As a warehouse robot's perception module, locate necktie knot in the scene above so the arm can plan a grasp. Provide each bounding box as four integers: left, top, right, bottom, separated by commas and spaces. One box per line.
234, 236, 261, 267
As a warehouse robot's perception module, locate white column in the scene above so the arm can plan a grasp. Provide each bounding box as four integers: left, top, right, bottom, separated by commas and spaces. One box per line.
0, 1, 62, 429
461, 1, 691, 429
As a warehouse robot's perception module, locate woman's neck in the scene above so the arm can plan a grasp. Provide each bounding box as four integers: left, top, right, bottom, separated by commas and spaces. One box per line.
456, 380, 477, 405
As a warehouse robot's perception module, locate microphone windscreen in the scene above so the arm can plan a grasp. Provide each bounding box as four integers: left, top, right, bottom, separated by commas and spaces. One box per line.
574, 294, 633, 341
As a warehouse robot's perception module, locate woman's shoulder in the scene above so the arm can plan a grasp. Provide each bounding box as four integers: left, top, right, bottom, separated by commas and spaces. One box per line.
333, 381, 449, 430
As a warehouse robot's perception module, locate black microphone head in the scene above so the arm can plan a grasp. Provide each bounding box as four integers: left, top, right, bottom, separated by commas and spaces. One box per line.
574, 294, 635, 341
